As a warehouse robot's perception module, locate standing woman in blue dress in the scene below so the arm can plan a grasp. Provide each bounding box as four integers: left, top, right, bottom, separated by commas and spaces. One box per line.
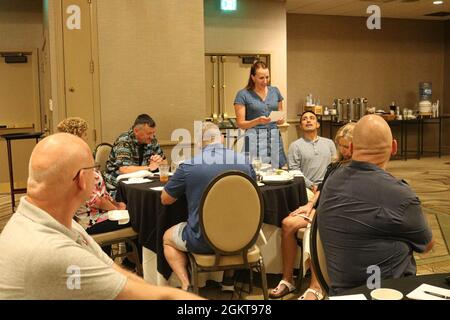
234, 60, 287, 168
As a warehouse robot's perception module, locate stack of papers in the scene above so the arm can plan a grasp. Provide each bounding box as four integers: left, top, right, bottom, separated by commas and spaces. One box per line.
406, 284, 450, 300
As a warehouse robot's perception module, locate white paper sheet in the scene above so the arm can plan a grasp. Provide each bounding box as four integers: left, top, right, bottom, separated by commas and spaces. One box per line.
329, 294, 367, 300
150, 186, 165, 191
121, 178, 152, 184
406, 283, 450, 300
117, 170, 153, 181
268, 111, 284, 122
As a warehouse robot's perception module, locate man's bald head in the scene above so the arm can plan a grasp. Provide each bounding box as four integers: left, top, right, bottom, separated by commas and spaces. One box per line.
351, 115, 396, 168
27, 133, 94, 200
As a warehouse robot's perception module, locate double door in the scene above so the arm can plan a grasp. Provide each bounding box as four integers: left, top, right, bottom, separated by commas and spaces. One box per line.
204, 54, 269, 120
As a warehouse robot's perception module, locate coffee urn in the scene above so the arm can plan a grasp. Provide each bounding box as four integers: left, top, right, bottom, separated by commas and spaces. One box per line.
350, 98, 359, 121
335, 99, 344, 122
360, 98, 368, 119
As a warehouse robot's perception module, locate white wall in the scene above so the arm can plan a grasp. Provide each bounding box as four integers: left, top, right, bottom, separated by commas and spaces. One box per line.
96, 0, 205, 144
204, 0, 287, 112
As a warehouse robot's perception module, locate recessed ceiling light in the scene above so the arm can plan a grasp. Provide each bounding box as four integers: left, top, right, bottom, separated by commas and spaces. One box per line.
433, 1, 443, 5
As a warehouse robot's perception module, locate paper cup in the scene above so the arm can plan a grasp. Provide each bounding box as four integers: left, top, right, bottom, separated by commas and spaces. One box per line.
370, 288, 403, 300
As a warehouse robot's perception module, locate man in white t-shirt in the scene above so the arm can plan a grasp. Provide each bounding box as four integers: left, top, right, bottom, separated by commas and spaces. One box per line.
0, 133, 200, 300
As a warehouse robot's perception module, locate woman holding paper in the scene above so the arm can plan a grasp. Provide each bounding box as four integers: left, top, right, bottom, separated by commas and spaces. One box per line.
234, 60, 287, 168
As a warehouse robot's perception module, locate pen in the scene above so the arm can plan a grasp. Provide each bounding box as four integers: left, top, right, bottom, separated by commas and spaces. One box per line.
424, 291, 450, 299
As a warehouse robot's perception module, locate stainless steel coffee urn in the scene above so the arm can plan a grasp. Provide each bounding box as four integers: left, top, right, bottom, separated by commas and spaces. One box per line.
335, 99, 344, 122
360, 98, 368, 119
350, 98, 359, 121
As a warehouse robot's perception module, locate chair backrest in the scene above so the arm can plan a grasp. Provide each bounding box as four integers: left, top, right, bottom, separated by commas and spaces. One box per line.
94, 142, 113, 172
200, 171, 263, 255
309, 211, 330, 294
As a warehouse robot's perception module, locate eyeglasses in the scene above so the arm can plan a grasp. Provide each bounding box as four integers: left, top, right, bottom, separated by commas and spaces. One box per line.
72, 164, 100, 181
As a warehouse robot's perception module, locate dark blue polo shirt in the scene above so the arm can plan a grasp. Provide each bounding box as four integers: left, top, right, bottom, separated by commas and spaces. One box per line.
317, 160, 432, 295
164, 144, 256, 253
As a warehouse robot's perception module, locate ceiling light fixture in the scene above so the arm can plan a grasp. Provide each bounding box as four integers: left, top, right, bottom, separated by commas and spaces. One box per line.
433, 1, 443, 4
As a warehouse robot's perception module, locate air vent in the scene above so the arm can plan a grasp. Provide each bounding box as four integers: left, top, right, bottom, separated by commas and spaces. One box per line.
424, 11, 450, 17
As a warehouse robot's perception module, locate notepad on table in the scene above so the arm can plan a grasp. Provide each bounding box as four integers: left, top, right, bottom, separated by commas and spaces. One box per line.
407, 283, 450, 300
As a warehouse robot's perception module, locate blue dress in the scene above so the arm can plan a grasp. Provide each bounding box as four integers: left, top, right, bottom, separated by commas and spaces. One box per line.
234, 86, 287, 168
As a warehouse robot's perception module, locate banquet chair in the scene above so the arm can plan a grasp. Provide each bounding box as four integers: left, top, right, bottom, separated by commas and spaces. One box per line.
309, 212, 330, 295
187, 171, 269, 299
94, 142, 113, 172
91, 226, 143, 276
295, 227, 306, 290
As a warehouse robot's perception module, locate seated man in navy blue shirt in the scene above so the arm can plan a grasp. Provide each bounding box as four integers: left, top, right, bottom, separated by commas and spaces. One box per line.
161, 122, 256, 291
318, 115, 434, 296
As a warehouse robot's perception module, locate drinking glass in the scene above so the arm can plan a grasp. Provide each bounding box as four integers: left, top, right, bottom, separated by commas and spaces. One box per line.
159, 164, 170, 183
252, 156, 262, 173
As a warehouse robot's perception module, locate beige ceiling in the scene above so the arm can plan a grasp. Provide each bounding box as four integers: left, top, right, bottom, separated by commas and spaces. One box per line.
285, 0, 450, 20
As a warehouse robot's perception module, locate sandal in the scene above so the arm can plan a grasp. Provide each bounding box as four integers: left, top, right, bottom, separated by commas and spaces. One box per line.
298, 288, 324, 300
269, 280, 296, 299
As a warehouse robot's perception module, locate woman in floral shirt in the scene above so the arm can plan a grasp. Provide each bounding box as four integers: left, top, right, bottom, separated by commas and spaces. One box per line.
57, 117, 128, 235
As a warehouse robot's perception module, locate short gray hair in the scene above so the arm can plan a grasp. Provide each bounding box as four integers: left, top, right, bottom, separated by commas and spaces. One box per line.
202, 122, 221, 144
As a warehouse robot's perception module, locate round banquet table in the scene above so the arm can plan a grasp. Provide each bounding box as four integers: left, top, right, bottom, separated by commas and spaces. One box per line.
116, 176, 307, 280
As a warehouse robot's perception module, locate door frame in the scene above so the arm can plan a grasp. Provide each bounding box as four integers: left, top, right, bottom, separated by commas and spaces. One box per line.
47, 0, 101, 144
204, 53, 271, 119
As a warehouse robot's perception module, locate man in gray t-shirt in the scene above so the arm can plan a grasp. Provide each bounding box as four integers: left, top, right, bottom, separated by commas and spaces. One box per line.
0, 133, 200, 300
288, 111, 336, 190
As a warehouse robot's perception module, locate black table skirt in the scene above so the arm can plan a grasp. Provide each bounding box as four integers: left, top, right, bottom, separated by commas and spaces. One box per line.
117, 176, 307, 280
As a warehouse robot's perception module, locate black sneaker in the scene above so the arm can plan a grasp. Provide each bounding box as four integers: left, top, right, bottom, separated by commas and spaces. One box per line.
221, 276, 235, 292
121, 258, 136, 271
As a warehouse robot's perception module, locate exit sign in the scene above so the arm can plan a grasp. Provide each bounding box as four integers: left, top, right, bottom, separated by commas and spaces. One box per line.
221, 0, 237, 11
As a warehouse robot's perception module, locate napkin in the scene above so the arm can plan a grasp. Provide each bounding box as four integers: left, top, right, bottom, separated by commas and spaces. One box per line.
150, 186, 165, 191
117, 170, 153, 182
406, 283, 450, 300
329, 294, 367, 300
122, 178, 152, 184
108, 210, 130, 225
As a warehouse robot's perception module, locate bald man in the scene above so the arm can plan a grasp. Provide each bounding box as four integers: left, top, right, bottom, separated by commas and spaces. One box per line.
0, 133, 200, 300
317, 115, 434, 296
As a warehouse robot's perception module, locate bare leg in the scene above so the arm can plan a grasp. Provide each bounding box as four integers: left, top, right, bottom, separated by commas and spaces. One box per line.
163, 225, 190, 290
302, 259, 323, 300
280, 215, 309, 284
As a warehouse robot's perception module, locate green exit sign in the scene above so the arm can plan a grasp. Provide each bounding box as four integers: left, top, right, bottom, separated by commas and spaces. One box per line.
221, 0, 237, 11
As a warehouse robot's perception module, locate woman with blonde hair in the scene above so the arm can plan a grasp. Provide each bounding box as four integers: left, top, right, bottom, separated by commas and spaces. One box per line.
57, 117, 128, 235
270, 122, 356, 300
